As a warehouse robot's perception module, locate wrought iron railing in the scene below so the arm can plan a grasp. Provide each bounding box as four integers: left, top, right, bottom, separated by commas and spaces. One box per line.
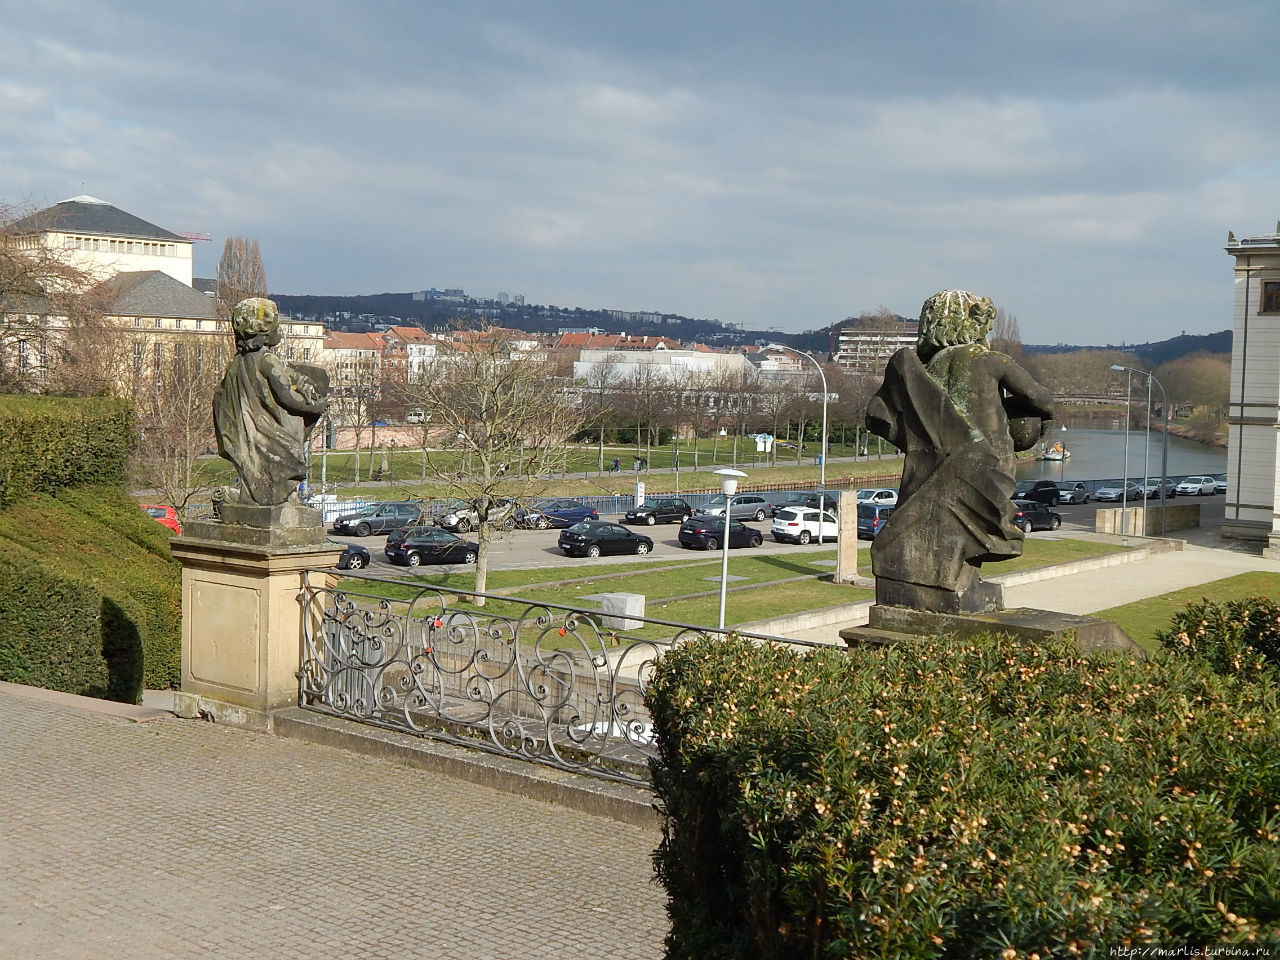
297, 570, 825, 786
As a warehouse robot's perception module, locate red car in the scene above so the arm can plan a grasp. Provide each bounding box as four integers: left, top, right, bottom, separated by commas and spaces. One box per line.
142, 504, 182, 535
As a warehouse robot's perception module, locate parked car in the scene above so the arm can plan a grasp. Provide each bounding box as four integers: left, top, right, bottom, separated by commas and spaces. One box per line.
1011, 479, 1060, 505
384, 528, 478, 567
856, 488, 898, 507
331, 540, 371, 570
558, 520, 654, 558
527, 498, 599, 529
770, 491, 817, 517
678, 517, 764, 550
1054, 481, 1091, 505
856, 503, 895, 540
1011, 499, 1062, 532
694, 493, 771, 522
1213, 474, 1228, 494
803, 493, 841, 514
771, 506, 839, 544
624, 496, 693, 525
1092, 481, 1143, 503
141, 503, 181, 535
331, 501, 423, 537
1176, 475, 1217, 496
1141, 477, 1177, 500
431, 497, 525, 533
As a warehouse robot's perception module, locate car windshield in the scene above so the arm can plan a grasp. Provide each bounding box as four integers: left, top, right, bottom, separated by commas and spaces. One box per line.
775, 509, 801, 521
638, 500, 663, 510
565, 521, 593, 533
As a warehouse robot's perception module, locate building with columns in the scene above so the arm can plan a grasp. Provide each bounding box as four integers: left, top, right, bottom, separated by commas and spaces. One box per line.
1223, 224, 1280, 556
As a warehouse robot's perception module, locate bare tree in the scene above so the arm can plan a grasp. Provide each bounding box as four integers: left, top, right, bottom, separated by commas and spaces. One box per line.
580, 353, 626, 473
401, 331, 586, 603
127, 337, 232, 516
215, 237, 267, 321
0, 201, 112, 393
990, 307, 1025, 360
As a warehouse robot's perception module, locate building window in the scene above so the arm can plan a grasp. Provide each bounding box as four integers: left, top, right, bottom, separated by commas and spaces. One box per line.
153, 342, 163, 372
196, 319, 203, 330
134, 317, 142, 328
174, 318, 182, 330
154, 317, 162, 328
1261, 281, 1280, 314
133, 342, 143, 372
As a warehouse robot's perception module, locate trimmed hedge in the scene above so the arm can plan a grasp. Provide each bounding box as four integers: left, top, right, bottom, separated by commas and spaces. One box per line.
0, 395, 135, 507
0, 486, 180, 702
647, 634, 1280, 958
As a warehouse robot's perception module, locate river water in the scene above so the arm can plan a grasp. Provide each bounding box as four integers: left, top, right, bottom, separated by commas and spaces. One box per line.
1015, 427, 1226, 484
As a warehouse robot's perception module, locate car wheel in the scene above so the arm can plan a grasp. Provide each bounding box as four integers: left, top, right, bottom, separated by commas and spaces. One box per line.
1018, 520, 1032, 533
798, 530, 811, 545
456, 518, 471, 533
1050, 516, 1061, 530
750, 534, 763, 548
753, 508, 766, 522
346, 554, 365, 570
535, 517, 551, 530
407, 552, 422, 567
587, 544, 601, 558
502, 517, 516, 531
464, 549, 477, 564
1083, 494, 1091, 503
646, 514, 656, 525
706, 538, 719, 551
355, 522, 371, 537
635, 542, 650, 555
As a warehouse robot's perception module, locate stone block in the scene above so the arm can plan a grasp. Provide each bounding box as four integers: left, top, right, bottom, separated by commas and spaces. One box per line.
599, 592, 645, 630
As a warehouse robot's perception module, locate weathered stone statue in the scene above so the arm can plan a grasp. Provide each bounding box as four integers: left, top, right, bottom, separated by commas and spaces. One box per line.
865, 290, 1054, 613
213, 297, 329, 509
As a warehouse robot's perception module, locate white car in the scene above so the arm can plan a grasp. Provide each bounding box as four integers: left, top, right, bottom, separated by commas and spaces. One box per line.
771, 507, 839, 545
1176, 475, 1217, 496
856, 488, 898, 507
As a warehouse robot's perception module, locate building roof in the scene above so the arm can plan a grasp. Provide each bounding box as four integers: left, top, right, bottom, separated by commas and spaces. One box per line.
324, 331, 383, 352
98, 271, 217, 321
10, 196, 186, 242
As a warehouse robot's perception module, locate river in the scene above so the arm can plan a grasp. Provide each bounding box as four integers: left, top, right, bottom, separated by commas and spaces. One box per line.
1015, 427, 1226, 484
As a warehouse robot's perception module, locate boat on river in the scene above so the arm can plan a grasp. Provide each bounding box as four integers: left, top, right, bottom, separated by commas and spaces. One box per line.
1039, 440, 1070, 461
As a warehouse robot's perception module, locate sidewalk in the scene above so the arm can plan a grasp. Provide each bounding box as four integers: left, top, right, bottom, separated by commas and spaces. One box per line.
0, 685, 666, 960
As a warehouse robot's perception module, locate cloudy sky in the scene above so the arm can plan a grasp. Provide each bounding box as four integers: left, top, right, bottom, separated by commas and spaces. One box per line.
3, 1, 1277, 344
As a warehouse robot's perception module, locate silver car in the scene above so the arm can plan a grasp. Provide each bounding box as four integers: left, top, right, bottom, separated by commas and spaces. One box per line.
694, 493, 771, 522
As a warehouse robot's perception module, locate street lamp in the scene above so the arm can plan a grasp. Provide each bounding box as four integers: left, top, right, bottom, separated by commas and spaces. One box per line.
764, 344, 828, 493
714, 468, 748, 630
1110, 364, 1169, 536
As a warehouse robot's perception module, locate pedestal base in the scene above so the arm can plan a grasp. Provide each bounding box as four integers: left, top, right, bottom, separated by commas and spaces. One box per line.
841, 604, 1145, 658
186, 501, 326, 548
170, 537, 344, 715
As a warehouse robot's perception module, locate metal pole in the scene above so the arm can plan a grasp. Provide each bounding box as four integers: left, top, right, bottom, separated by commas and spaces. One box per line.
1120, 369, 1131, 535
718, 494, 733, 630
1143, 373, 1152, 530
1155, 374, 1169, 536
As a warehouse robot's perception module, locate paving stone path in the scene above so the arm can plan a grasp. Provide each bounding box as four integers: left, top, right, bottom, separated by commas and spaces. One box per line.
0, 690, 667, 960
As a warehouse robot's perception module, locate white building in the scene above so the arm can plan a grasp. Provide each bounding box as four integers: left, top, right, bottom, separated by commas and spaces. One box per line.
834, 320, 918, 374
1224, 226, 1280, 555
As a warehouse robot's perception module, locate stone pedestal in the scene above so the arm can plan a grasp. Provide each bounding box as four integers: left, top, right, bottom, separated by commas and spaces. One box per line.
599, 592, 645, 630
170, 535, 344, 727
833, 490, 862, 583
841, 603, 1144, 658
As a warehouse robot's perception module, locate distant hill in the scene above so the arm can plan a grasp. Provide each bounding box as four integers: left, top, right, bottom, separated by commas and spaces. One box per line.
271, 289, 1228, 363
1027, 330, 1231, 362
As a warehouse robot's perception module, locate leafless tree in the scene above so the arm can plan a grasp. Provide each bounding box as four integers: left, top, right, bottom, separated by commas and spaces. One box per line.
400, 331, 586, 603
580, 353, 626, 473
215, 236, 267, 321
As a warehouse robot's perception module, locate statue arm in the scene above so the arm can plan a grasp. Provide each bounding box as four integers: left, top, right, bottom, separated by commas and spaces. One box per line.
263, 355, 328, 415
996, 357, 1055, 420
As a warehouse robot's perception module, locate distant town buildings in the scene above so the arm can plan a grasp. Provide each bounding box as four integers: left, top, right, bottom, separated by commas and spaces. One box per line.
833, 316, 918, 374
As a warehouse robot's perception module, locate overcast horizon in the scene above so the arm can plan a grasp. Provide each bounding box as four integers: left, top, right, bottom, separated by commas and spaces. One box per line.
4, 1, 1278, 343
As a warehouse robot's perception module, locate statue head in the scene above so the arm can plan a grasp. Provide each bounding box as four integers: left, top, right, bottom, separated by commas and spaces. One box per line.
231, 297, 282, 353
916, 290, 996, 357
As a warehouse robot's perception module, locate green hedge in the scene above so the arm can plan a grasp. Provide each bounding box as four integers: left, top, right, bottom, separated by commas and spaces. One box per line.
0, 485, 180, 701
1158, 595, 1280, 676
0, 395, 135, 507
647, 634, 1280, 958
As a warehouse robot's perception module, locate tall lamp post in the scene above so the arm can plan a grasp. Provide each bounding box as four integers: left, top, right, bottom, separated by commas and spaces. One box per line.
714, 468, 748, 630
765, 344, 828, 493
1111, 364, 1169, 536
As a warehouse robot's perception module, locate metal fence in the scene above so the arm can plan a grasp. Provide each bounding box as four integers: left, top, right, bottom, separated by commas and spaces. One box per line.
297, 570, 825, 786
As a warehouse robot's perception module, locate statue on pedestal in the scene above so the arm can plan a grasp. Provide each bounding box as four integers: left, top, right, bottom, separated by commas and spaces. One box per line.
865, 290, 1054, 613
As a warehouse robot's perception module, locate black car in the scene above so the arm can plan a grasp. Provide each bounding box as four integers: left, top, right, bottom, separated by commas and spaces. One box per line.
331, 500, 423, 537
1011, 479, 1060, 506
332, 540, 371, 570
384, 528, 479, 567
1011, 499, 1062, 533
624, 496, 693, 525
558, 520, 654, 558
678, 517, 764, 550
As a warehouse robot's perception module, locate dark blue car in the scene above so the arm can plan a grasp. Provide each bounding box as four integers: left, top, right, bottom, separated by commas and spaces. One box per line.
527, 498, 599, 529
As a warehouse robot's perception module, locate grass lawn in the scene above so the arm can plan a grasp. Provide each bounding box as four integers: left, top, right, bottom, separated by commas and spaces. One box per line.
1093, 571, 1280, 653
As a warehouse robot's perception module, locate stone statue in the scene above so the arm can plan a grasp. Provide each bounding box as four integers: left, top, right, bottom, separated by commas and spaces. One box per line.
213, 298, 329, 507
865, 290, 1054, 613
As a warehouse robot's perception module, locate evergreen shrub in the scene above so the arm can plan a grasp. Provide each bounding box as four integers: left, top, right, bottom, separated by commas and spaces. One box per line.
1157, 595, 1280, 676
647, 634, 1280, 958
0, 395, 134, 507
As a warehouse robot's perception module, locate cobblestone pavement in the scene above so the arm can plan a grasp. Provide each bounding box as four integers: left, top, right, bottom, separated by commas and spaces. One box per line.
0, 689, 668, 960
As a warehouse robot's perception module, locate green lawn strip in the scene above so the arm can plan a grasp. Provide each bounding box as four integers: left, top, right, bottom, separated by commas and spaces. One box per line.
854, 536, 1130, 577
1092, 571, 1280, 653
